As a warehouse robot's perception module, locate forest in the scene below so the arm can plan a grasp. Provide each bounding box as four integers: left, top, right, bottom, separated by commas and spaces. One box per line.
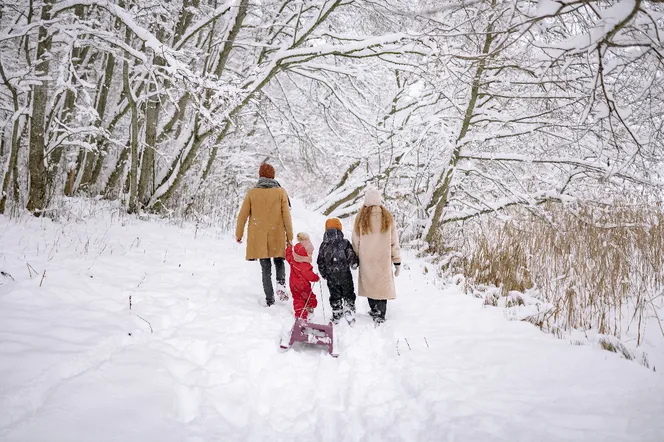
1, 0, 663, 347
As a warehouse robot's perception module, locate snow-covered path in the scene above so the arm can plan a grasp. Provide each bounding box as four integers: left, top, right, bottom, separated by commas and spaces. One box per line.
1, 202, 663, 442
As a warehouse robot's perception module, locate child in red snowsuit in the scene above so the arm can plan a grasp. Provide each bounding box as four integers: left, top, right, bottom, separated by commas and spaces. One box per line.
285, 233, 320, 320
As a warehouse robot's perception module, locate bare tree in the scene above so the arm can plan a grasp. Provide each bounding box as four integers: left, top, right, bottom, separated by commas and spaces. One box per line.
26, 0, 55, 214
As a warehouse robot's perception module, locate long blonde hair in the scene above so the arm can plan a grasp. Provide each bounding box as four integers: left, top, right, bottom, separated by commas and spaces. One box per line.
354, 205, 393, 235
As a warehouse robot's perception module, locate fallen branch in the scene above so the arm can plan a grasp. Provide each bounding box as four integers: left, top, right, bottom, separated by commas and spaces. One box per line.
137, 273, 147, 288
136, 314, 153, 333
87, 243, 108, 270
397, 336, 429, 355
26, 263, 37, 278
39, 270, 46, 287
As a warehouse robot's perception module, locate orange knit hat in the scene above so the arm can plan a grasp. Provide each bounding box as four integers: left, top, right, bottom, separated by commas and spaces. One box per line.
325, 218, 342, 231
259, 163, 275, 179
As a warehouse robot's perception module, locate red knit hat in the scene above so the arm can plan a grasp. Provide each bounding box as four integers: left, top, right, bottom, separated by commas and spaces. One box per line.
293, 243, 312, 263
259, 163, 275, 179
325, 218, 342, 231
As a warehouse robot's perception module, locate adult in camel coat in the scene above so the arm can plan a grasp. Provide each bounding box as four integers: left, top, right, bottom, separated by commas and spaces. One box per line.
352, 188, 401, 324
236, 163, 293, 306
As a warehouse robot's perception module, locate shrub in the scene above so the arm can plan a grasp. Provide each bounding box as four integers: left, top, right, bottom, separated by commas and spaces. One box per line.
459, 201, 664, 346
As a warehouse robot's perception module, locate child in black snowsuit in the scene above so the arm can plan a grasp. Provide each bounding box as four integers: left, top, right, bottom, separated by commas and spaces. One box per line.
317, 218, 359, 324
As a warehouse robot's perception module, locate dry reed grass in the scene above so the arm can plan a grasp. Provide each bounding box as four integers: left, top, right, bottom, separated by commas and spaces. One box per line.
460, 202, 664, 345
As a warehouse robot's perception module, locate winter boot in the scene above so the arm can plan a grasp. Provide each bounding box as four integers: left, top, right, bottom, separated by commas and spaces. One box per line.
332, 310, 343, 324
343, 307, 355, 326
276, 284, 289, 301
344, 311, 356, 326
368, 299, 386, 325
343, 300, 356, 325
372, 316, 385, 326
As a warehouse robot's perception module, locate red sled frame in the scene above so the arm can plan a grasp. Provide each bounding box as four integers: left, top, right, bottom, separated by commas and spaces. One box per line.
280, 318, 339, 357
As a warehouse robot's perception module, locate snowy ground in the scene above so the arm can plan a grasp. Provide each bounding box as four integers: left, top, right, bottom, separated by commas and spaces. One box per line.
1, 200, 663, 442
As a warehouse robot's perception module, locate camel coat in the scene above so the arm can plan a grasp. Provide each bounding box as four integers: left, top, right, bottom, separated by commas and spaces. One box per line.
236, 187, 294, 260
352, 207, 401, 300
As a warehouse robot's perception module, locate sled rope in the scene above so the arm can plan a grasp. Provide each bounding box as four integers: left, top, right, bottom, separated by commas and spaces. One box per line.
284, 286, 314, 346
281, 261, 336, 356
289, 264, 319, 320
284, 264, 319, 341
318, 280, 327, 323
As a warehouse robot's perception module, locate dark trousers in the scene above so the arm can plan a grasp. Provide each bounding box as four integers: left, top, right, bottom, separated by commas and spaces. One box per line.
260, 258, 285, 303
327, 270, 356, 320
368, 298, 387, 323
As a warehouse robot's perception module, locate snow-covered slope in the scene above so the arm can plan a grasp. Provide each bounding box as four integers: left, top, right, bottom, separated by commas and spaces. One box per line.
1, 201, 663, 442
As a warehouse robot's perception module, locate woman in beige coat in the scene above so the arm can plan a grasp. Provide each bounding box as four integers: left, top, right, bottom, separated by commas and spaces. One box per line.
352, 188, 401, 324
236, 163, 293, 306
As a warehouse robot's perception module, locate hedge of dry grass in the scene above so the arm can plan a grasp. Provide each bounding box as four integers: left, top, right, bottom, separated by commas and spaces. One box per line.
459, 202, 664, 344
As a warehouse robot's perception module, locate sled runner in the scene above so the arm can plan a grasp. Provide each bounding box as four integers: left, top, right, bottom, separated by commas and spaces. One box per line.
280, 318, 339, 357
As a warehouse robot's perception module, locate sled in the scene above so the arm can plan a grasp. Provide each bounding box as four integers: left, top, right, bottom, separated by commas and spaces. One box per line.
280, 318, 339, 357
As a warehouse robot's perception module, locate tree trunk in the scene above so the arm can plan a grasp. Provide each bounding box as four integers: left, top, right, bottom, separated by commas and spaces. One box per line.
47, 6, 85, 200
138, 22, 166, 207
157, 93, 190, 145
122, 29, 139, 214
0, 113, 21, 215
104, 141, 130, 199
173, 0, 200, 45
80, 51, 117, 194
194, 0, 340, 193
27, 0, 55, 215
186, 0, 250, 192
423, 18, 495, 250
213, 0, 249, 80
92, 86, 134, 190
151, 124, 208, 207
64, 10, 119, 197
323, 186, 364, 217
149, 0, 249, 208
138, 88, 157, 207
0, 60, 21, 214
127, 99, 139, 214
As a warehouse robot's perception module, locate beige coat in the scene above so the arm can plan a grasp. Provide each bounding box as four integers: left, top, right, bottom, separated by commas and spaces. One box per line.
352, 207, 401, 300
236, 187, 293, 260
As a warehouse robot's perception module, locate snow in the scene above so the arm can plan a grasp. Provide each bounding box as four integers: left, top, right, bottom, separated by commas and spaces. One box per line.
536, 0, 562, 17
1, 200, 663, 441
274, 33, 408, 65
599, 0, 637, 33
